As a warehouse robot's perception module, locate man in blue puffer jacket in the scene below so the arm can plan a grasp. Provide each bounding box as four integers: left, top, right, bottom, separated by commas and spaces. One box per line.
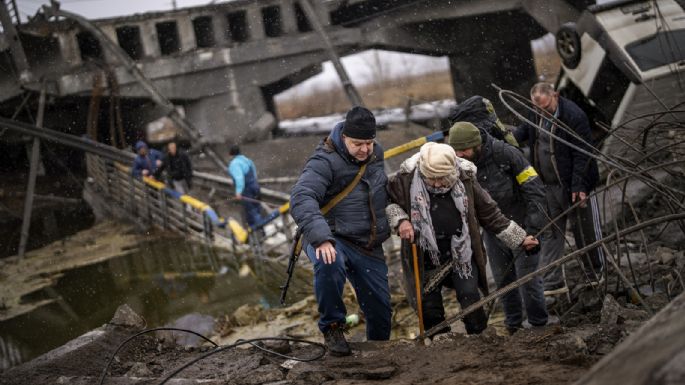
132, 140, 164, 179
290, 106, 391, 356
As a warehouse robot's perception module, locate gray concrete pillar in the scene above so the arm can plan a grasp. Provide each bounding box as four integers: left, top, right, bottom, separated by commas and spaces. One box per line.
313, 2, 331, 27
212, 13, 228, 46
183, 94, 248, 143
281, 0, 298, 34
246, 6, 266, 41
495, 32, 538, 99
140, 22, 161, 58
99, 25, 120, 63
177, 17, 197, 52
449, 53, 493, 102
449, 31, 536, 114
183, 68, 271, 144
57, 30, 82, 68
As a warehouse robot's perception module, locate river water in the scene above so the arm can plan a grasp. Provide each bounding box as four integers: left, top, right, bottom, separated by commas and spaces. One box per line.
0, 238, 311, 369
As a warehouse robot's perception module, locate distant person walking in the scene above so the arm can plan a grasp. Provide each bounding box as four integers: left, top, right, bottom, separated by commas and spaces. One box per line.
159, 141, 193, 194
227, 145, 262, 229
132, 140, 163, 179
514, 82, 604, 297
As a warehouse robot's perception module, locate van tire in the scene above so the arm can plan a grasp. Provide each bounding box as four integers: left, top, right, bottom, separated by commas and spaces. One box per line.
556, 23, 581, 69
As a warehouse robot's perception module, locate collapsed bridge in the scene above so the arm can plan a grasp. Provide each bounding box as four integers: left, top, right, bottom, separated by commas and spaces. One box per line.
2, 0, 588, 146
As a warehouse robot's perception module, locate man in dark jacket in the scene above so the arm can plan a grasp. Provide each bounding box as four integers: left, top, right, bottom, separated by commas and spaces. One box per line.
132, 140, 163, 179
514, 82, 604, 296
449, 121, 549, 333
159, 141, 193, 194
290, 106, 391, 356
386, 142, 539, 335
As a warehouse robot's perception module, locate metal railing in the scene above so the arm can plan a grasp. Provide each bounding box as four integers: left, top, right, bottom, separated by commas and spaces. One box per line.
3, 115, 449, 255
86, 153, 234, 248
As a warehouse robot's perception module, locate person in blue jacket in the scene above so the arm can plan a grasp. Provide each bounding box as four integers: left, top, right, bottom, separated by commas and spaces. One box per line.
290, 106, 391, 357
132, 140, 163, 179
227, 145, 262, 229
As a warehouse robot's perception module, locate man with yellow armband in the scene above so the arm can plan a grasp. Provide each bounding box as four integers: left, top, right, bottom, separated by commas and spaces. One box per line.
449, 121, 551, 335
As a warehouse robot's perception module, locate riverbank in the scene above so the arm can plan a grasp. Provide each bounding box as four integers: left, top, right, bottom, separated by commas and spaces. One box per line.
0, 221, 153, 322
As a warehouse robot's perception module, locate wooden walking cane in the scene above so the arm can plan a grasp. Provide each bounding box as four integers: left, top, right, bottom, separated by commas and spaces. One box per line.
411, 243, 425, 338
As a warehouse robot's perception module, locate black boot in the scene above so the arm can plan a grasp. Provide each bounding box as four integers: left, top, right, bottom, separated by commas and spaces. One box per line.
323, 323, 351, 357
506, 324, 523, 336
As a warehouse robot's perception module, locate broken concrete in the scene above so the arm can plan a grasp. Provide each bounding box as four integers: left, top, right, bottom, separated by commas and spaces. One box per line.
575, 291, 685, 385
600, 294, 650, 326
1, 0, 575, 146
3, 281, 684, 385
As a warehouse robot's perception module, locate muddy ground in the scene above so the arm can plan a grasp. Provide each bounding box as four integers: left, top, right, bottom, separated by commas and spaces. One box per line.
2, 120, 684, 383
0, 296, 650, 385
2, 241, 682, 384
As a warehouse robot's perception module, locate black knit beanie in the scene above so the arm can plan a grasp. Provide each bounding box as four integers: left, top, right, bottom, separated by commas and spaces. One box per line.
342, 106, 376, 139
229, 144, 240, 156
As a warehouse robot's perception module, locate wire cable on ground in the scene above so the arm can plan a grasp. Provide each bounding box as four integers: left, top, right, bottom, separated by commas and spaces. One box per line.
98, 328, 325, 385
98, 327, 218, 385
157, 337, 326, 385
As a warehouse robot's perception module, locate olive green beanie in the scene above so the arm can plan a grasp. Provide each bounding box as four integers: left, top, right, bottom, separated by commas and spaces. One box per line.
448, 121, 482, 150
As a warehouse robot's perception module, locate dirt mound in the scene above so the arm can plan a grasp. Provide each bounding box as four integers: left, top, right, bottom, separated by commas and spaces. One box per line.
0, 304, 632, 385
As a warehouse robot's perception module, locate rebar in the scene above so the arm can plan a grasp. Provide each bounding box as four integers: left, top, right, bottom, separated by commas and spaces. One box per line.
422, 213, 685, 338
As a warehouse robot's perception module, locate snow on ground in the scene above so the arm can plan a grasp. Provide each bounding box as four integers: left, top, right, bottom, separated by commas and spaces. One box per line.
279, 99, 456, 135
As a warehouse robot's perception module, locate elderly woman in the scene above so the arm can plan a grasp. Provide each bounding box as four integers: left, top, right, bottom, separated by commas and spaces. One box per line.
386, 142, 538, 335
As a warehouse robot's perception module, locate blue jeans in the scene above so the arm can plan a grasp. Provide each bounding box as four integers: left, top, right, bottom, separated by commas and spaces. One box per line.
242, 189, 262, 229
483, 230, 548, 328
306, 239, 392, 340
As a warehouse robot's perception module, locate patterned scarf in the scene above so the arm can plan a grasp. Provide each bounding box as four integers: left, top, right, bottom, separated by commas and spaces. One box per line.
409, 166, 473, 278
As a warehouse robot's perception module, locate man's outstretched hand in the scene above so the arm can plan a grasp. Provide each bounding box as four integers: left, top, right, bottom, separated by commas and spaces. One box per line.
572, 191, 588, 208
521, 235, 539, 251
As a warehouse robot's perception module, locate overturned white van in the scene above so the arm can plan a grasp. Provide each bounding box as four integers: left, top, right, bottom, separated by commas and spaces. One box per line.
555, 0, 684, 163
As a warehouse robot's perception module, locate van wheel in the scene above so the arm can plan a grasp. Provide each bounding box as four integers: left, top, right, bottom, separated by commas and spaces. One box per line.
556, 22, 581, 69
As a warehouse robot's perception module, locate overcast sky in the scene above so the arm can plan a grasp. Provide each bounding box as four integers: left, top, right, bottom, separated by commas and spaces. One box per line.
17, 0, 213, 20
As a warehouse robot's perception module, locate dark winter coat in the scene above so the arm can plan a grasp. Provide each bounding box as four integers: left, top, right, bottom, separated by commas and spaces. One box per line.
449, 95, 519, 147
514, 96, 599, 195
386, 159, 512, 294
159, 150, 193, 188
132, 149, 164, 179
290, 123, 390, 257
474, 133, 547, 235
